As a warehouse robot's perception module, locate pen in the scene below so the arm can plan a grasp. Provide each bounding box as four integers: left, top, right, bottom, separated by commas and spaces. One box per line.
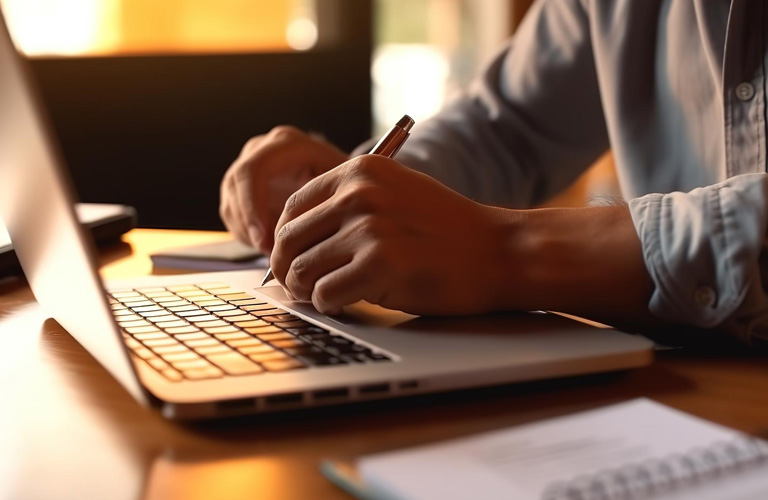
260, 114, 415, 287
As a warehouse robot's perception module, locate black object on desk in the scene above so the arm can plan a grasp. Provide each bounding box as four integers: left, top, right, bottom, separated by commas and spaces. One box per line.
0, 203, 137, 277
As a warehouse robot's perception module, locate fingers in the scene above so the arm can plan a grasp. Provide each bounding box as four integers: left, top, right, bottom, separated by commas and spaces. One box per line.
311, 256, 385, 315
283, 231, 355, 301
271, 198, 344, 289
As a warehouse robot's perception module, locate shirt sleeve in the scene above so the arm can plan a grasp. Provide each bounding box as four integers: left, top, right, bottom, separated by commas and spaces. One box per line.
355, 0, 609, 207
629, 173, 768, 345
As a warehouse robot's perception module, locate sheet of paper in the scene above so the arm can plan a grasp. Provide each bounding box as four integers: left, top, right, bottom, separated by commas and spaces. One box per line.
358, 399, 763, 500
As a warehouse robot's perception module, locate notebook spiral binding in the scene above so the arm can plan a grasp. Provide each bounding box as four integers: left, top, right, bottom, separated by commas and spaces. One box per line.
542, 436, 768, 500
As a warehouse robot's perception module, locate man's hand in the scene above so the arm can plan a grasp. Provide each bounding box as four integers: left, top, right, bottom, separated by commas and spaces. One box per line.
269, 153, 655, 323
269, 154, 513, 315
219, 126, 348, 252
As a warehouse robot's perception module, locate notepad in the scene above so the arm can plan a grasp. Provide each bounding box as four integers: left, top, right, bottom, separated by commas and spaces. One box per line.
322, 399, 768, 500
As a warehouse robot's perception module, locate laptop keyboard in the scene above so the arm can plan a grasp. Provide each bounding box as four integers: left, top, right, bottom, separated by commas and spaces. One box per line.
108, 282, 391, 382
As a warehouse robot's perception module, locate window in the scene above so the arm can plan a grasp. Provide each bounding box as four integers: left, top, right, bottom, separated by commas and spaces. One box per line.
0, 0, 319, 56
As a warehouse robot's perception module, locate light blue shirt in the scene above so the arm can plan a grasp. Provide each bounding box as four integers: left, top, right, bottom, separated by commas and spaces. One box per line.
359, 0, 768, 344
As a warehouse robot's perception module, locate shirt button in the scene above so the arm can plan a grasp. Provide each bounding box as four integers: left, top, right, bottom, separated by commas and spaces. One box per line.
736, 82, 755, 101
694, 286, 717, 308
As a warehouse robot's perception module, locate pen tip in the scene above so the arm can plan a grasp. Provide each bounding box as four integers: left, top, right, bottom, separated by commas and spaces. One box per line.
397, 114, 415, 132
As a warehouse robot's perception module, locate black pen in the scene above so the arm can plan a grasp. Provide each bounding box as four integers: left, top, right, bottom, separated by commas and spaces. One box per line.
260, 114, 415, 287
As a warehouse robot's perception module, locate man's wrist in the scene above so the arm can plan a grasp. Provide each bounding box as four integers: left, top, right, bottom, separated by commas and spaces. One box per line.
487, 205, 655, 323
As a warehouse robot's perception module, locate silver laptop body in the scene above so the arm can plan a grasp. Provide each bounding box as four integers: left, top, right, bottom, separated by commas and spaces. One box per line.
0, 9, 653, 419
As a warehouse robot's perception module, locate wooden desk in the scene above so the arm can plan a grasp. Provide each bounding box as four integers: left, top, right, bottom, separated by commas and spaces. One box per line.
2, 229, 767, 500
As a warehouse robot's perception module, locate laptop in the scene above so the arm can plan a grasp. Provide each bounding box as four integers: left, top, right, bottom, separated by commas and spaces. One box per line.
0, 9, 653, 419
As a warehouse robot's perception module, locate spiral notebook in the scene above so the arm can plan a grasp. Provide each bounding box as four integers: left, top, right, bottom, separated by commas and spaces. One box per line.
321, 399, 768, 500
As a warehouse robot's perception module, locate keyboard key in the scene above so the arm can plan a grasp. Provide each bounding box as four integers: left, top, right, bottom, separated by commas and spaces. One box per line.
207, 353, 264, 375
188, 295, 216, 303
164, 301, 194, 309
147, 358, 170, 370
194, 300, 226, 307
143, 291, 174, 299
217, 293, 257, 301
212, 290, 248, 298
250, 307, 286, 316
136, 287, 166, 293
174, 332, 210, 341
152, 345, 189, 356
222, 314, 259, 323
118, 319, 152, 328
125, 325, 161, 334
205, 304, 237, 312
256, 332, 295, 342
238, 344, 276, 355
176, 309, 208, 317
183, 367, 224, 380
226, 338, 263, 348
144, 338, 180, 348
177, 290, 209, 297
167, 285, 199, 292
204, 325, 241, 334
214, 332, 250, 341
194, 345, 232, 355
110, 304, 128, 311
134, 347, 155, 359
192, 320, 228, 329
274, 320, 310, 329
154, 296, 186, 303
113, 309, 136, 316
244, 326, 283, 335
156, 321, 191, 329
134, 332, 170, 341
197, 282, 229, 290
161, 369, 184, 382
248, 351, 288, 362
261, 313, 297, 323
241, 304, 276, 312
368, 353, 391, 362
270, 339, 305, 349
184, 338, 221, 349
187, 314, 220, 323
165, 325, 201, 335
162, 351, 200, 362
232, 299, 271, 307
214, 309, 246, 317
120, 296, 151, 303
171, 359, 210, 370
124, 338, 142, 350
114, 313, 141, 322
234, 320, 272, 328
262, 359, 305, 372
125, 300, 154, 308
131, 305, 164, 313
147, 315, 179, 323
138, 310, 171, 318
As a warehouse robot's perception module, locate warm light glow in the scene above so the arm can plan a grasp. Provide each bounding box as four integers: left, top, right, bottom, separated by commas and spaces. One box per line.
286, 17, 318, 51
373, 44, 450, 132
0, 0, 315, 56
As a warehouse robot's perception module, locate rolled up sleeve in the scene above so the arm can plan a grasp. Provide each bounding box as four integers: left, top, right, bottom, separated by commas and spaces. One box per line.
629, 173, 768, 344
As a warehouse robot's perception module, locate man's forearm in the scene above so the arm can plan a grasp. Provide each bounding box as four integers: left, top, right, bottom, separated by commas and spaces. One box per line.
489, 206, 656, 325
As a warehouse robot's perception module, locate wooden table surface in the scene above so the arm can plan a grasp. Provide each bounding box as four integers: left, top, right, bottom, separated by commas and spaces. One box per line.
1, 229, 767, 500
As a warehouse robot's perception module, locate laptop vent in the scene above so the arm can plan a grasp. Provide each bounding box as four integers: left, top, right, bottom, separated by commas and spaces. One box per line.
312, 388, 350, 400
359, 383, 390, 395
264, 392, 304, 407
216, 397, 256, 412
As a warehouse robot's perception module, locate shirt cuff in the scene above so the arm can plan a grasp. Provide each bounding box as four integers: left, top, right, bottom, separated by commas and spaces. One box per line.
628, 174, 768, 331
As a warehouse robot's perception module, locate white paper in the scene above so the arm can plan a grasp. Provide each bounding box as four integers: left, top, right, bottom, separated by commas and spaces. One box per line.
358, 399, 767, 500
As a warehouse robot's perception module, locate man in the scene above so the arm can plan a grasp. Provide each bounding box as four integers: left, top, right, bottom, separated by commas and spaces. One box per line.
220, 0, 768, 347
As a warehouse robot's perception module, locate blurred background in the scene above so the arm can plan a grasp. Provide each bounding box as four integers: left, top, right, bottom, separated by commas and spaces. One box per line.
0, 0, 616, 229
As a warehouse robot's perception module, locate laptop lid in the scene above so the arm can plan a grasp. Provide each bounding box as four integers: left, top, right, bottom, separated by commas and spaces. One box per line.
0, 9, 148, 405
